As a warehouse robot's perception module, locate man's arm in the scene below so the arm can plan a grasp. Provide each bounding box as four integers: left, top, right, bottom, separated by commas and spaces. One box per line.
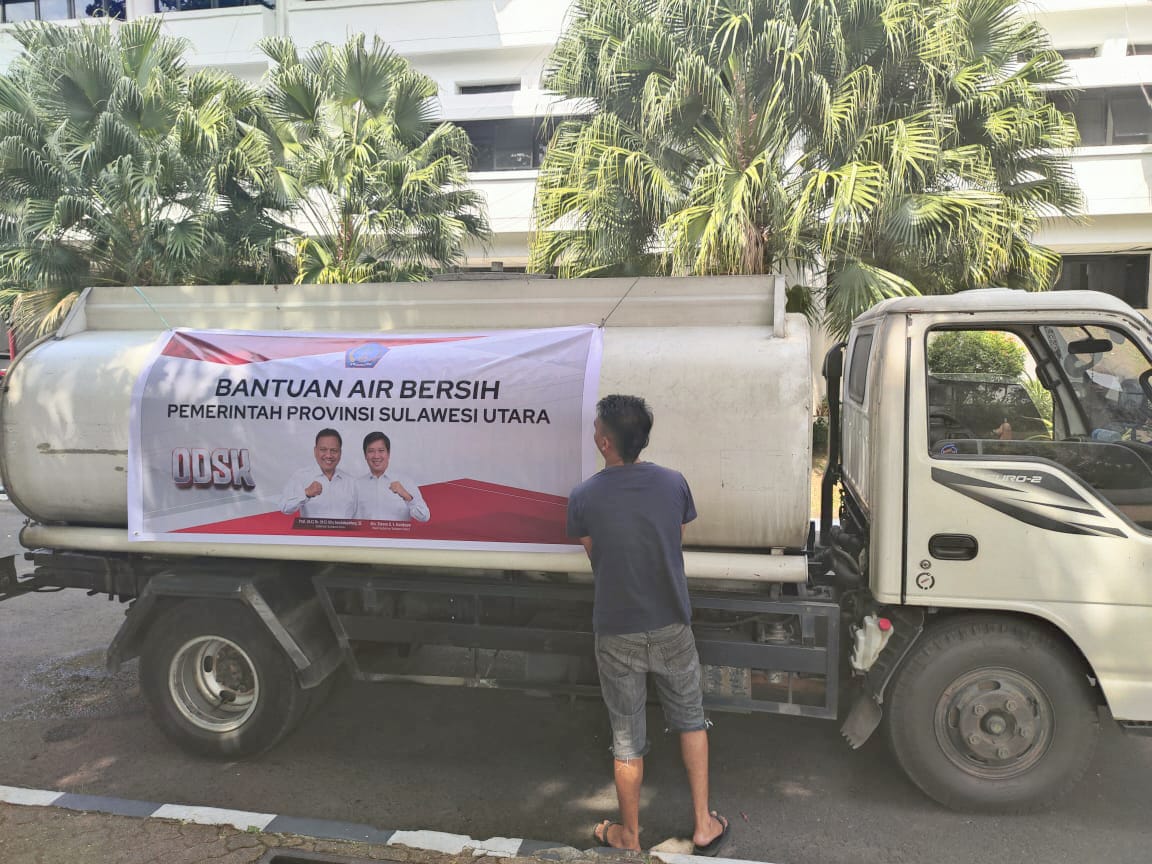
405, 482, 430, 522
579, 536, 592, 559
279, 470, 310, 515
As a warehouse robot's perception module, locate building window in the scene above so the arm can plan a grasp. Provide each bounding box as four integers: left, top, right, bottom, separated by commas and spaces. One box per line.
0, 0, 123, 20
455, 118, 559, 172
847, 331, 874, 405
1053, 254, 1150, 308
458, 82, 521, 95
1057, 47, 1099, 60
1050, 87, 1152, 146
155, 0, 272, 11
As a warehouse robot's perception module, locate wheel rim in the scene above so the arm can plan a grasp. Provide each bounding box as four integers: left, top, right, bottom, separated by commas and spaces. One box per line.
168, 636, 260, 733
934, 666, 1054, 780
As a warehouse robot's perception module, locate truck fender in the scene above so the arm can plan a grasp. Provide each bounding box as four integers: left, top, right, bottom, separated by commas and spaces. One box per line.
108, 570, 342, 689
840, 607, 926, 748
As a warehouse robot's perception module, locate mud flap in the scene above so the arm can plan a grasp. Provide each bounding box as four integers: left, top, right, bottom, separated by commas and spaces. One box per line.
842, 691, 883, 749
839, 607, 926, 748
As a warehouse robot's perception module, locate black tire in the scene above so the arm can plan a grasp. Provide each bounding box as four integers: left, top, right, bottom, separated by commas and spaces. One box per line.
139, 599, 309, 759
886, 615, 1099, 812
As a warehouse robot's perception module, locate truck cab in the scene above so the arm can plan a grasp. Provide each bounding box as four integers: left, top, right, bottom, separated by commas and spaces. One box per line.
836, 288, 1152, 809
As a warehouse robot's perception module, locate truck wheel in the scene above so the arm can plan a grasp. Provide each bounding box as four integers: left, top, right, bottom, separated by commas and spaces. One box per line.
139, 600, 308, 758
886, 615, 1099, 812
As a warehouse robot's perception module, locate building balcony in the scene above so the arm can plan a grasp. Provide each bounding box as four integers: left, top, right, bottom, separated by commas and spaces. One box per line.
1071, 144, 1152, 217
153, 3, 270, 79
1057, 54, 1152, 90
1038, 147, 1152, 305
1027, 0, 1152, 17
285, 0, 568, 57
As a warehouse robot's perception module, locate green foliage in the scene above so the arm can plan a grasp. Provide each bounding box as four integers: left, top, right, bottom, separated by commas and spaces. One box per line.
261, 35, 490, 283
927, 330, 1027, 377
0, 20, 294, 338
812, 397, 830, 451
530, 0, 1082, 336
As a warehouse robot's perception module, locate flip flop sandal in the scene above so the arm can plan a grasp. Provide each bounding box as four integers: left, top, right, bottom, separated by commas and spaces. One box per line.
691, 812, 730, 857
593, 819, 628, 849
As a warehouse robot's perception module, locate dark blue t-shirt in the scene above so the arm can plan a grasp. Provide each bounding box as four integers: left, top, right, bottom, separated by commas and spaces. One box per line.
566, 462, 697, 635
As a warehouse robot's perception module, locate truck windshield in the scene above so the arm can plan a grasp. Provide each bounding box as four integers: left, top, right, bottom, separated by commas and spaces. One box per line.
1041, 324, 1152, 444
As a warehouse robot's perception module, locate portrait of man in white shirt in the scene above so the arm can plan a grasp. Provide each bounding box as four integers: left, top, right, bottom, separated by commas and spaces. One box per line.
279, 428, 359, 518
355, 431, 431, 522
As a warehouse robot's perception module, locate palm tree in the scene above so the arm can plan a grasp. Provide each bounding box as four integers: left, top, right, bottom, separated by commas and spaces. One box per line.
0, 20, 293, 338
530, 0, 1082, 335
261, 35, 490, 284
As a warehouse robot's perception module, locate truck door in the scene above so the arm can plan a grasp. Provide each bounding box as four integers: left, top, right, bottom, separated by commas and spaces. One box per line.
903, 313, 1152, 723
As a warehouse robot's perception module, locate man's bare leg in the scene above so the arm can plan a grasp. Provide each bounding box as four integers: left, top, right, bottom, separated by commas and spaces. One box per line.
681, 730, 724, 846
607, 756, 643, 851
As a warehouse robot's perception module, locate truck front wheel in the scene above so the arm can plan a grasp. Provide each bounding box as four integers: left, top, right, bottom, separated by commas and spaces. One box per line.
139, 600, 309, 758
886, 615, 1099, 812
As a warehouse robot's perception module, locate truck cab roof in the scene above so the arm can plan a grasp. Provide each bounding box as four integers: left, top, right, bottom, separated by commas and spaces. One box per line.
854, 289, 1137, 325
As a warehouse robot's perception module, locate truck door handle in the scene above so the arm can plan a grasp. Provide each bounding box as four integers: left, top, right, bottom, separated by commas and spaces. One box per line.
929, 534, 978, 561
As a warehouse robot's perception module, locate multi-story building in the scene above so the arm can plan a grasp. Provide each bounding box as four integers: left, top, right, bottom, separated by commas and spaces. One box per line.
1, 0, 1151, 303
1029, 0, 1152, 308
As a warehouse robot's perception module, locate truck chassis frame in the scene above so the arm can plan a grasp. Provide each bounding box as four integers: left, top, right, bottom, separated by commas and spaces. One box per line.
5, 550, 841, 721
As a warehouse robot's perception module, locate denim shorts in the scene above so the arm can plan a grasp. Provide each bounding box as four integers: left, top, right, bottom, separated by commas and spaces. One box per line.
594, 622, 707, 760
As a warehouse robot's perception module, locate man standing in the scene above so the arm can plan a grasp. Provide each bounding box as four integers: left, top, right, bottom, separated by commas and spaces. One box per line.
279, 428, 359, 518
355, 431, 431, 522
567, 395, 728, 856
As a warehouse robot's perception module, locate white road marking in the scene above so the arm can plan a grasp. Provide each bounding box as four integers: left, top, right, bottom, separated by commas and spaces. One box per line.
389, 829, 522, 857
152, 803, 277, 831
0, 785, 62, 806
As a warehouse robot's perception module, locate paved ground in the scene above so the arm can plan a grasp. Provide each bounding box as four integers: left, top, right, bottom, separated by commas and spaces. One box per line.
2, 502, 1152, 863
0, 802, 428, 864
0, 801, 617, 864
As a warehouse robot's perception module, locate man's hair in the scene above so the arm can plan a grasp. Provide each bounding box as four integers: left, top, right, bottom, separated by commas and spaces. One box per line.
363, 431, 391, 453
315, 428, 342, 447
597, 394, 652, 463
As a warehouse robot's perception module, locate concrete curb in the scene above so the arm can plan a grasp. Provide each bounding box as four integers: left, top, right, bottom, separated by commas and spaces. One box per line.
0, 784, 761, 864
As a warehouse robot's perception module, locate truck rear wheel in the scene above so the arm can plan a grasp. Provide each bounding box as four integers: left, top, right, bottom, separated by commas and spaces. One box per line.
139, 600, 309, 758
886, 615, 1099, 812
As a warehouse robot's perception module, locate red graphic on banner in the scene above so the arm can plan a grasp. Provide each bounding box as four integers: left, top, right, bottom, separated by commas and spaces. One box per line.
162, 332, 480, 365
174, 479, 570, 545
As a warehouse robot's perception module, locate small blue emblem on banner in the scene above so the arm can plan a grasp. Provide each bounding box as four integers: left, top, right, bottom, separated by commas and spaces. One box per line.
346, 343, 388, 368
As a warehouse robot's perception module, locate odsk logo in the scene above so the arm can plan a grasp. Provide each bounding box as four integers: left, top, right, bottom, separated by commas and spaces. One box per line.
346, 343, 388, 368
172, 448, 255, 489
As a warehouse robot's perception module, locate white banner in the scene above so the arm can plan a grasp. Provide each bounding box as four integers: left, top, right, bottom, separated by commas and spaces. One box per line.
128, 326, 603, 550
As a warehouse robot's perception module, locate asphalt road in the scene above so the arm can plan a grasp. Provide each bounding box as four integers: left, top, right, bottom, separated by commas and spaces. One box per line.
1, 501, 1151, 864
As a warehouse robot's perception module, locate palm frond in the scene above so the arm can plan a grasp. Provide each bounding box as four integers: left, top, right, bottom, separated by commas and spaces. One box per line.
531, 0, 1081, 334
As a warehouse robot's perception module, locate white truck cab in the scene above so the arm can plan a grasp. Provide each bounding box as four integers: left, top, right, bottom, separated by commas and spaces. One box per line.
834, 289, 1152, 809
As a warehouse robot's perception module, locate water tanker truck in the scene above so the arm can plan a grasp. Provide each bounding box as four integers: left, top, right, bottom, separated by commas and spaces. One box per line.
3, 275, 1152, 813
